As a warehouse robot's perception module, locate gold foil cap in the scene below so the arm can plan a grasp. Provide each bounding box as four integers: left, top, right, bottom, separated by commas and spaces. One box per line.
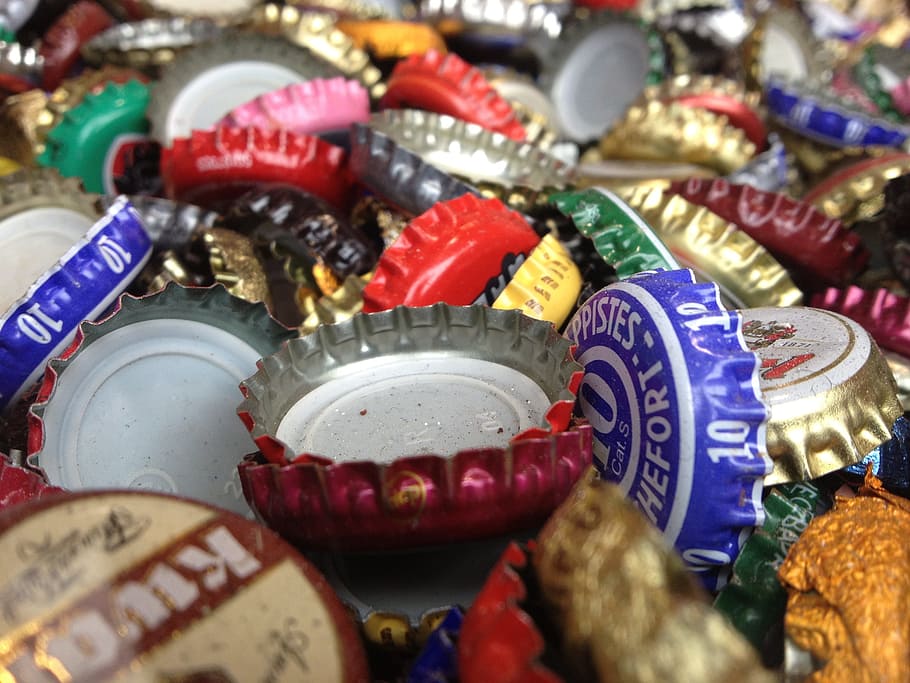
533, 474, 774, 683
247, 5, 385, 99
598, 100, 756, 175
0, 88, 47, 164
778, 471, 910, 683
298, 273, 370, 335
202, 227, 271, 307
742, 307, 903, 485
615, 186, 803, 308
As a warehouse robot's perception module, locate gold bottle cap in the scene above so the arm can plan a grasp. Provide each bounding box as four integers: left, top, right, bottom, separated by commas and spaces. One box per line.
0, 157, 20, 176
741, 306, 902, 485
638, 73, 763, 112
598, 100, 757, 175
335, 19, 446, 58
741, 7, 830, 90
884, 350, 910, 412
0, 88, 47, 164
533, 474, 775, 683
778, 470, 910, 683
802, 151, 910, 225
492, 233, 581, 328
615, 185, 803, 308
247, 5, 385, 99
482, 67, 560, 149
201, 227, 271, 308
298, 273, 370, 336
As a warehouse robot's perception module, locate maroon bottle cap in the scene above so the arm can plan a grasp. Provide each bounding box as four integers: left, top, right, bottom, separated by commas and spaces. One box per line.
236, 303, 586, 552
811, 285, 910, 359
669, 177, 869, 285
39, 0, 115, 90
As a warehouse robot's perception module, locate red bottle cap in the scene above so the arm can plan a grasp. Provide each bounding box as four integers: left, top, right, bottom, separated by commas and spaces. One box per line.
669, 177, 869, 285
0, 452, 63, 511
39, 0, 115, 90
458, 542, 562, 683
362, 194, 540, 312
381, 49, 526, 141
161, 125, 351, 209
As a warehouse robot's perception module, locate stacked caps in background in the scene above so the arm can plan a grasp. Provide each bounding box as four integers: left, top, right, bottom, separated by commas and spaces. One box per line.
1, 0, 910, 679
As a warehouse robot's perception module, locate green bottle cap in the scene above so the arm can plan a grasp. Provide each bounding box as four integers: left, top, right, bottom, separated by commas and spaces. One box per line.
548, 187, 679, 278
37, 79, 152, 194
714, 482, 821, 650
853, 46, 902, 123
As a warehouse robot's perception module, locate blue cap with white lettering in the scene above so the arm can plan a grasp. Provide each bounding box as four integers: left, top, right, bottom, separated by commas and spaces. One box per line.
0, 197, 152, 413
565, 268, 771, 591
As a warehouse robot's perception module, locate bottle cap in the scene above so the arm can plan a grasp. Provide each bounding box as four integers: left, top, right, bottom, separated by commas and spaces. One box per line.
201, 227, 271, 306
482, 66, 560, 146
237, 303, 585, 550
37, 80, 151, 194
766, 75, 910, 149
349, 122, 479, 216
147, 33, 343, 146
217, 77, 370, 136
0, 196, 152, 413
381, 49, 526, 140
845, 416, 910, 494
566, 269, 770, 588
247, 5, 384, 99
802, 152, 910, 225
534, 11, 664, 143
0, 489, 369, 681
726, 133, 798, 194
161, 126, 351, 209
669, 178, 869, 285
713, 481, 821, 651
616, 186, 803, 308
778, 471, 910, 683
640, 74, 767, 148
599, 100, 757, 175
548, 187, 680, 279
298, 273, 370, 335
361, 194, 540, 311
741, 306, 902, 485
0, 88, 49, 165
367, 109, 573, 190
853, 45, 903, 121
27, 284, 294, 517
0, 40, 43, 89
417, 0, 567, 40
221, 183, 378, 278
491, 233, 582, 328
529, 474, 776, 683
884, 350, 910, 412
0, 450, 64, 511
0, 0, 40, 33
112, 194, 220, 251
132, 0, 262, 20
336, 19, 448, 58
811, 285, 910, 359
80, 17, 223, 67
741, 7, 827, 88
407, 606, 463, 683
38, 0, 115, 90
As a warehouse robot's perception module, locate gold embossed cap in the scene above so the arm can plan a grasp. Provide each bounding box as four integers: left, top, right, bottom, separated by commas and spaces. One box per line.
741, 306, 902, 485
616, 185, 803, 308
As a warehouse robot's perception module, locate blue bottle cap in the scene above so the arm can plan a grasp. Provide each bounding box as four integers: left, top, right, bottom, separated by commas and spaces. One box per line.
765, 75, 910, 149
0, 196, 152, 412
846, 415, 910, 493
565, 268, 771, 590
407, 606, 464, 683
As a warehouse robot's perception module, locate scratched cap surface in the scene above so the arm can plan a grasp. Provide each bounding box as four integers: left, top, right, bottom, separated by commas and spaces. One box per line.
0, 489, 369, 682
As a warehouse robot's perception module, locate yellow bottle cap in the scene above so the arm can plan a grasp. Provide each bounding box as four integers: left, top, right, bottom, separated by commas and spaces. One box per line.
492, 233, 582, 328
